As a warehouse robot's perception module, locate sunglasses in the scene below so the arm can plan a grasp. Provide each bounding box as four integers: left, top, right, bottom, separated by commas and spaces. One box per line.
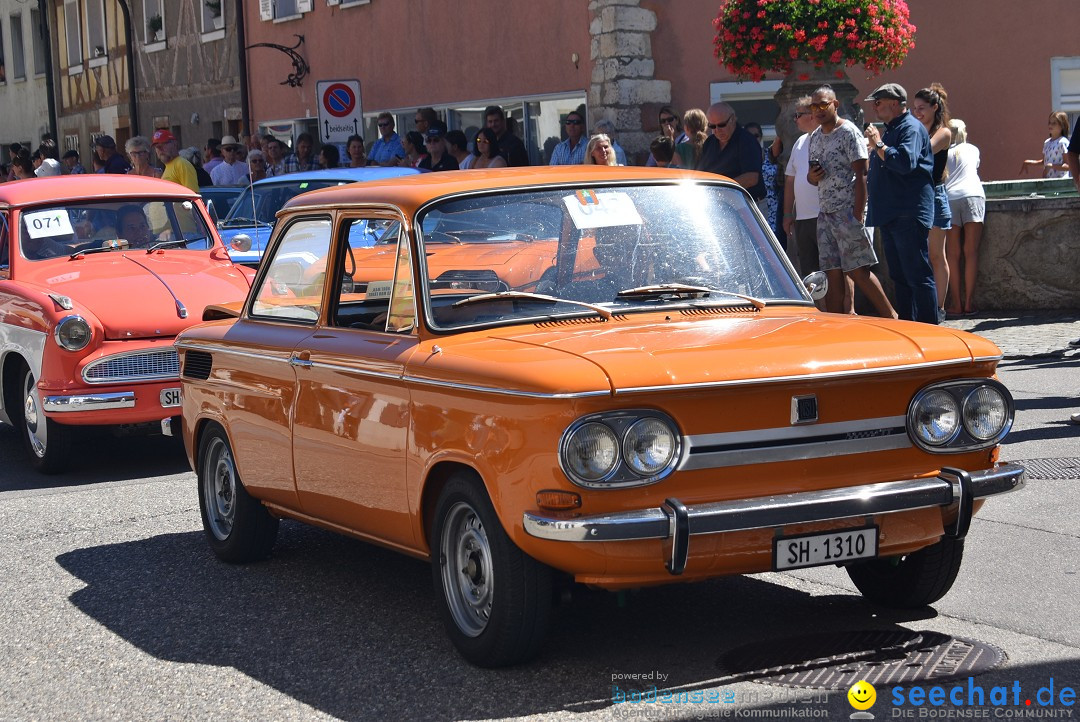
794, 111, 811, 119
564, 119, 583, 126
660, 116, 678, 124
476, 137, 489, 144
810, 101, 833, 111
708, 116, 734, 130
377, 121, 391, 127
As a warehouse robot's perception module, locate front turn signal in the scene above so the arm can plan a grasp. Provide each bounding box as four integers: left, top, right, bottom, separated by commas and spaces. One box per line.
536, 490, 582, 511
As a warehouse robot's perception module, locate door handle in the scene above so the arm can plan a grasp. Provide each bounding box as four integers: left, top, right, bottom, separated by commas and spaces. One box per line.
289, 350, 312, 369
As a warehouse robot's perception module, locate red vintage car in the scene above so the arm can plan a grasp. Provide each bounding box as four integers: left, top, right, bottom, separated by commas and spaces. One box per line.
0, 176, 254, 472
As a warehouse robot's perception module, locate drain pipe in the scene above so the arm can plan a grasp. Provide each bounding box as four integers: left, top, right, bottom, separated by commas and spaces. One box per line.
117, 0, 140, 136
38, 0, 58, 140
235, 0, 251, 138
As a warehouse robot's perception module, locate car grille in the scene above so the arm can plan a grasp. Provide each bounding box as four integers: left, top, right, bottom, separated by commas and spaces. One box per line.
83, 349, 180, 384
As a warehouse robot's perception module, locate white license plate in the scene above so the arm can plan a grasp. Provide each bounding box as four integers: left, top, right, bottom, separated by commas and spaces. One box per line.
160, 387, 182, 408
774, 527, 878, 571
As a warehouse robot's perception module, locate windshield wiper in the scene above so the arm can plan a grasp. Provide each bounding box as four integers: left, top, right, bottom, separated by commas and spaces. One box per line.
452, 291, 614, 320
146, 239, 190, 253
617, 284, 766, 310
69, 244, 123, 259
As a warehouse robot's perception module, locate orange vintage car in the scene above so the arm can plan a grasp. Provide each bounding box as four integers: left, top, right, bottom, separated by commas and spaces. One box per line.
0, 176, 253, 472
176, 167, 1024, 667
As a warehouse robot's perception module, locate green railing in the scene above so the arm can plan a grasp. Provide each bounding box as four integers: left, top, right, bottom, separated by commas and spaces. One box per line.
982, 177, 1077, 200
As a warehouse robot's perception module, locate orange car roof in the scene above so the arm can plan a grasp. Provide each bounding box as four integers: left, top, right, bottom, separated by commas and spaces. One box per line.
282, 165, 736, 215
0, 175, 201, 210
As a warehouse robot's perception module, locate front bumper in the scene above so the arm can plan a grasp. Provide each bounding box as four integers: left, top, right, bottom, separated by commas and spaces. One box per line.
43, 391, 136, 412
522, 463, 1025, 574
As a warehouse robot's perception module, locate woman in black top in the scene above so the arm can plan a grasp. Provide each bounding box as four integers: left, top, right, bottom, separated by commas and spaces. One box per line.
911, 85, 953, 320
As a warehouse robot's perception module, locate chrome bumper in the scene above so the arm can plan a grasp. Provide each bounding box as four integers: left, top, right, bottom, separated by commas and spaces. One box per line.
42, 392, 136, 412
523, 463, 1025, 574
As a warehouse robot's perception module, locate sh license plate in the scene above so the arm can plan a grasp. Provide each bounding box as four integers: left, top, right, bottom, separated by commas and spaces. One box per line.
774, 527, 877, 571
160, 387, 182, 408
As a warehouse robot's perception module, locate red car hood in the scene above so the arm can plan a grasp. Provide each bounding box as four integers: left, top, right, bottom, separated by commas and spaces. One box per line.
477, 310, 996, 391
20, 252, 251, 340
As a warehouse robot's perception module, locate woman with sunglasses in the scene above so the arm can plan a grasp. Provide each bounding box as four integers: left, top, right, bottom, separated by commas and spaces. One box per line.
647, 106, 688, 167
472, 128, 507, 169
125, 136, 162, 178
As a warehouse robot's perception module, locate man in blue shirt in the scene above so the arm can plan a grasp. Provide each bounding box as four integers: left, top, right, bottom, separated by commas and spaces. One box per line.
864, 83, 937, 324
548, 110, 587, 165
369, 112, 405, 167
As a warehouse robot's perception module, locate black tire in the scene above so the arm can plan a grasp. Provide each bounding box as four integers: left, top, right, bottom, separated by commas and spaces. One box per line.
430, 472, 552, 667
197, 425, 278, 563
846, 537, 965, 608
14, 364, 73, 474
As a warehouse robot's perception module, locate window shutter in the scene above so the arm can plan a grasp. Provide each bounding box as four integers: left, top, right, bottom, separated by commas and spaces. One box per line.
259, 0, 272, 21
296, 0, 312, 12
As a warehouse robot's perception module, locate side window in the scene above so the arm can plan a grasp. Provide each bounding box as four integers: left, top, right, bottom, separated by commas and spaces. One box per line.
332, 217, 413, 333
0, 212, 9, 274
251, 217, 332, 322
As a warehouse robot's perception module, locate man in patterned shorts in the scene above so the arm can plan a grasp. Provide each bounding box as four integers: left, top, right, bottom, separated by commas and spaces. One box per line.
807, 85, 897, 319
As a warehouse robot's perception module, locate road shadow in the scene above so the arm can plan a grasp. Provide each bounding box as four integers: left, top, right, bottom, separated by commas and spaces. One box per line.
57, 522, 971, 722
0, 423, 190, 492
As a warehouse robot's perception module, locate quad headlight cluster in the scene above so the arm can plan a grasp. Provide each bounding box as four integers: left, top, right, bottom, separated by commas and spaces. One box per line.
54, 316, 92, 352
907, 379, 1013, 452
560, 411, 681, 488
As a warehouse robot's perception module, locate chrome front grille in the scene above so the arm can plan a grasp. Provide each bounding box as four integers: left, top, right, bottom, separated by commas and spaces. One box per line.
83, 349, 180, 384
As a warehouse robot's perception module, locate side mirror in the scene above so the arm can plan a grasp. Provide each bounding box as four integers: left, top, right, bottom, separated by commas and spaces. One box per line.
230, 233, 253, 252
803, 271, 828, 301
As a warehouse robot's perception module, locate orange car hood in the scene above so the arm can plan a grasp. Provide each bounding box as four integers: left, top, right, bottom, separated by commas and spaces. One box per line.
19, 253, 251, 339
476, 310, 993, 391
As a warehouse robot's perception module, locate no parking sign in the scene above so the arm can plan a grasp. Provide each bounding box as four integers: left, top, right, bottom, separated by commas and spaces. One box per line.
316, 79, 363, 144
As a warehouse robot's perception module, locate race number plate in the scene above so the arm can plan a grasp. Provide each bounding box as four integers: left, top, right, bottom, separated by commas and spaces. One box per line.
160, 387, 182, 408
774, 527, 878, 571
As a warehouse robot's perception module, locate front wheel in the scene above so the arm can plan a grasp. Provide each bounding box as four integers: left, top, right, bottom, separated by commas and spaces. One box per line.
846, 536, 965, 608
16, 365, 73, 474
197, 425, 278, 562
431, 473, 552, 667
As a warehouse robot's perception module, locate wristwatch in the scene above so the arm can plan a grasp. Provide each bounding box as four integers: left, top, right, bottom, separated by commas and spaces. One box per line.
875, 140, 885, 150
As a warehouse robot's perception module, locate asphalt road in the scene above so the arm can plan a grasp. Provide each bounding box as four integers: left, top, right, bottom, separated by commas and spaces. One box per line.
1, 361, 1077, 722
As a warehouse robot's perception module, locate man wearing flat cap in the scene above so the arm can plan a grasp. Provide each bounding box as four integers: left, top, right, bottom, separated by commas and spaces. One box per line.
863, 83, 937, 324
209, 135, 250, 186
419, 121, 459, 172
94, 135, 131, 174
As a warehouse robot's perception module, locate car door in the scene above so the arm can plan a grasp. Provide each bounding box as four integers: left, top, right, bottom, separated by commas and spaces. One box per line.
221, 214, 331, 508
291, 213, 419, 548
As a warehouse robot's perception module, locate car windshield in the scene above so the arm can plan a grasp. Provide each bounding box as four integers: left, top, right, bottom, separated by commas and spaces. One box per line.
222, 180, 344, 227
19, 198, 215, 261
412, 183, 805, 330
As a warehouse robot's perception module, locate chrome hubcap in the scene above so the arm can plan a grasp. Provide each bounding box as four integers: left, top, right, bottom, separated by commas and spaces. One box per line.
22, 371, 47, 458
440, 501, 493, 638
203, 437, 236, 540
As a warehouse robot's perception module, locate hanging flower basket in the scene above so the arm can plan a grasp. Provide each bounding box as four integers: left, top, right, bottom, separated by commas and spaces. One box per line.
713, 0, 916, 82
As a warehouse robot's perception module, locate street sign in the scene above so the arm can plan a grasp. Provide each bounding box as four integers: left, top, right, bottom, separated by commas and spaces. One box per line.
316, 79, 363, 144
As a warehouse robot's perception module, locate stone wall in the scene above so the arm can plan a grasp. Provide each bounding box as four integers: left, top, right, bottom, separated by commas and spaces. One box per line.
588, 0, 668, 165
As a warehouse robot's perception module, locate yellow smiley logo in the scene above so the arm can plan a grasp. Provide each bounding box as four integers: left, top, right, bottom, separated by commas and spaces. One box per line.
848, 680, 876, 710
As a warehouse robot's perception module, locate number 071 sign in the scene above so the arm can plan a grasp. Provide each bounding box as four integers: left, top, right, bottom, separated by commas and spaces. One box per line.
316, 79, 363, 144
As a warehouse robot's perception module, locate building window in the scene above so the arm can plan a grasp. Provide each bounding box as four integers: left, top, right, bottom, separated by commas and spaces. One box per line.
710, 80, 783, 141
64, 0, 83, 71
65, 134, 81, 153
1051, 57, 1080, 131
143, 0, 164, 44
84, 0, 106, 65
9, 15, 25, 80
31, 8, 46, 75
0, 18, 7, 83
260, 0, 310, 22
201, 0, 224, 34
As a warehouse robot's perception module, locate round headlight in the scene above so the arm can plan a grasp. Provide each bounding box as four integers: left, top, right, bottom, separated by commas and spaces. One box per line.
622, 417, 677, 477
912, 389, 960, 446
963, 385, 1008, 441
563, 422, 619, 483
54, 316, 92, 351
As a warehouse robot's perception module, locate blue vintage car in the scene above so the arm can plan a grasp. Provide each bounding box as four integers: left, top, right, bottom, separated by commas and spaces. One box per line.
219, 167, 419, 266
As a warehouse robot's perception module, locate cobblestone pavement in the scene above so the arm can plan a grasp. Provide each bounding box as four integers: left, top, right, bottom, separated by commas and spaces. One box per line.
941, 311, 1080, 359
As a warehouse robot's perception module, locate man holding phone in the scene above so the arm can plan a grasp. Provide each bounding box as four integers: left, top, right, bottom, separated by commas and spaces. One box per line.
806, 86, 897, 319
